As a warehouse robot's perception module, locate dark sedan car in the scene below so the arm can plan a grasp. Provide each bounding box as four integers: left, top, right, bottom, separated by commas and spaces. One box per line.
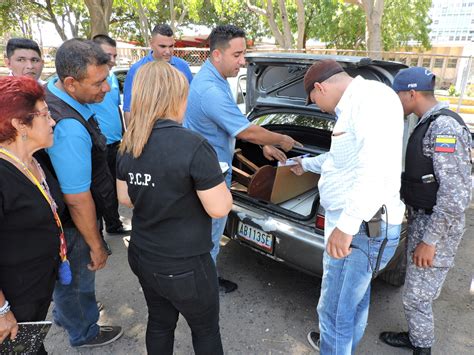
225, 53, 409, 286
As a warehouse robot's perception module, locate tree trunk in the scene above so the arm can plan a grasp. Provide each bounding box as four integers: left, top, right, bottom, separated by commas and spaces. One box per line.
246, 0, 287, 49
170, 0, 176, 33
169, 0, 187, 33
38, 0, 68, 41
363, 0, 384, 58
277, 0, 292, 49
345, 0, 384, 59
84, 0, 113, 38
136, 0, 150, 46
295, 0, 305, 50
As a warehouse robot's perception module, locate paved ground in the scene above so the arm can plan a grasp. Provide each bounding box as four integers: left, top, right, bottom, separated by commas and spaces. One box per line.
42, 196, 474, 354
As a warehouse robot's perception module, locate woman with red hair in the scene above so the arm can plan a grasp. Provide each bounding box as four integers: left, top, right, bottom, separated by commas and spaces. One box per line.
0, 76, 67, 354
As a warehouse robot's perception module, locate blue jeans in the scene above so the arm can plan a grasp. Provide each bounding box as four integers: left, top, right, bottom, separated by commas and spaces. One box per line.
210, 216, 227, 265
53, 227, 99, 346
317, 223, 401, 355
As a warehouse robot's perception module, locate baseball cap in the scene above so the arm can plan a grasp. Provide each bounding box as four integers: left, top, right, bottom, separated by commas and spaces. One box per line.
392, 67, 435, 93
304, 59, 344, 105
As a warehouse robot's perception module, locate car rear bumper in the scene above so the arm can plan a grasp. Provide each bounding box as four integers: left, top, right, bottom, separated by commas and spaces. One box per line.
225, 201, 325, 276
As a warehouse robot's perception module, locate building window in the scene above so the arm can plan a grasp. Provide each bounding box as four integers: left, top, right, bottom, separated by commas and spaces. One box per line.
422, 58, 431, 67
447, 58, 458, 68
434, 58, 444, 68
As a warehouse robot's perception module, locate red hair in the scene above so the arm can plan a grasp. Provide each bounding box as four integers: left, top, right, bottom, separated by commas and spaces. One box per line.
0, 76, 45, 143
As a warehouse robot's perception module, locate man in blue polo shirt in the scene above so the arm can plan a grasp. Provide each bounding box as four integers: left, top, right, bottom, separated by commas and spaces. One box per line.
91, 34, 130, 246
45, 39, 122, 348
123, 23, 193, 124
184, 25, 299, 293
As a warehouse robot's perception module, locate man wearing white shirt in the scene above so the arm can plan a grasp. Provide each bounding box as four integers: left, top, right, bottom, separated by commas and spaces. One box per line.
291, 59, 405, 353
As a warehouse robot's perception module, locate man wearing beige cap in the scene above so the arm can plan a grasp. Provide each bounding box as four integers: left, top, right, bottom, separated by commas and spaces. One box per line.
291, 59, 405, 353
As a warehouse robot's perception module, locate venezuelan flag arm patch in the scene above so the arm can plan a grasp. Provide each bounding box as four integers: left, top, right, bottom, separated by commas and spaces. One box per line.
434, 135, 457, 153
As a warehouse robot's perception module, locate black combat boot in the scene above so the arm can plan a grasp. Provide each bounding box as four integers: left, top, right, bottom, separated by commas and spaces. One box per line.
379, 331, 414, 349
413, 347, 431, 355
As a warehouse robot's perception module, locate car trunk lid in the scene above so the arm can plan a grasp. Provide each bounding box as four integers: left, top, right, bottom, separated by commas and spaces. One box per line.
245, 53, 408, 117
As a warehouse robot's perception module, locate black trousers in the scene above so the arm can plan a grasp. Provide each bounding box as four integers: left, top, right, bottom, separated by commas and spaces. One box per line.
11, 297, 52, 355
101, 141, 121, 231
128, 244, 223, 355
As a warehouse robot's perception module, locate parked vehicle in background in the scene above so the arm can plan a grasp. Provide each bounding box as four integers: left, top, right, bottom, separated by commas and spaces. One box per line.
225, 53, 409, 287
43, 54, 55, 63
116, 56, 132, 66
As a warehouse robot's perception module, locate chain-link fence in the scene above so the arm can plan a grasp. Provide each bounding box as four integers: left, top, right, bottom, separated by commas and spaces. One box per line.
1, 43, 472, 116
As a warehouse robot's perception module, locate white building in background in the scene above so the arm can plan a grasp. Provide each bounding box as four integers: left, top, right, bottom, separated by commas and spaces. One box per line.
429, 0, 474, 43
426, 0, 474, 90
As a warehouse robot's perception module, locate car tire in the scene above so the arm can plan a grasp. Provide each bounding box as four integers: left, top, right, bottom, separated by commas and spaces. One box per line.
379, 246, 407, 287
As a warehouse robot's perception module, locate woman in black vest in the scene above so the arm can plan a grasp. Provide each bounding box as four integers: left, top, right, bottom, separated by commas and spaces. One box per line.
116, 61, 232, 355
0, 76, 69, 354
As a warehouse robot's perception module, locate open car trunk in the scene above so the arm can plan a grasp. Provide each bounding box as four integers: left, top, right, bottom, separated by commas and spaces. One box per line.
230, 121, 331, 222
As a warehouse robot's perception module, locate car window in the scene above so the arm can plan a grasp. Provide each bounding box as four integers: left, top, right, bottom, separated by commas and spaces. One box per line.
113, 70, 128, 94
253, 113, 335, 132
236, 75, 246, 105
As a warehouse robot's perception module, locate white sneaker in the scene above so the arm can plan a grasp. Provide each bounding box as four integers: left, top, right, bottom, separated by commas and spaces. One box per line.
307, 331, 321, 352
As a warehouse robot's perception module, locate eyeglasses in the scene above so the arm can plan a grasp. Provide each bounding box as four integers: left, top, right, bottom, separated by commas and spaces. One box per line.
29, 107, 52, 120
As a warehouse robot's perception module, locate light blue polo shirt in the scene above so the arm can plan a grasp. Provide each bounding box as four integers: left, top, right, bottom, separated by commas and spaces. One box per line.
46, 78, 94, 194
184, 59, 250, 182
90, 72, 122, 144
123, 52, 193, 112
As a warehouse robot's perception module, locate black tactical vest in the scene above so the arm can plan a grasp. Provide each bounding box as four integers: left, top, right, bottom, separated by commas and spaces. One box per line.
43, 86, 116, 223
401, 108, 468, 211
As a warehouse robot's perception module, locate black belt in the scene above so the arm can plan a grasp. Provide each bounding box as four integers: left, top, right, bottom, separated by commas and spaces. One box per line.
408, 206, 433, 215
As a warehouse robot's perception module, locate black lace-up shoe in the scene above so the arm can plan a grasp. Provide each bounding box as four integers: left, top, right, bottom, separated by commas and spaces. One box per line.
76, 326, 123, 348
379, 331, 414, 349
218, 277, 238, 293
413, 347, 431, 355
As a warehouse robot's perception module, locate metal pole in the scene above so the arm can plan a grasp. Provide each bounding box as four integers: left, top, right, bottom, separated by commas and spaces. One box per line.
456, 56, 472, 114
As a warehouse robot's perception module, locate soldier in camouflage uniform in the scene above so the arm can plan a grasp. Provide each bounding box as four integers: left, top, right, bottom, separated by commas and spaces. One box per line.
380, 67, 472, 355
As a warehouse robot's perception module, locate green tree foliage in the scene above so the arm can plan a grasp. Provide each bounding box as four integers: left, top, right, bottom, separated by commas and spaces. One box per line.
0, 0, 432, 52
306, 0, 431, 51
382, 0, 432, 50
306, 0, 366, 49
0, 0, 88, 40
209, 0, 267, 41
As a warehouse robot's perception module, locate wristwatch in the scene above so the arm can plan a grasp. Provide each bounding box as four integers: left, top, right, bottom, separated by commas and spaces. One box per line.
0, 300, 10, 316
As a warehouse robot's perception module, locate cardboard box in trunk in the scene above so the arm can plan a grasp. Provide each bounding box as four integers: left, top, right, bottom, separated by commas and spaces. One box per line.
244, 164, 319, 204
270, 166, 319, 204
232, 150, 319, 204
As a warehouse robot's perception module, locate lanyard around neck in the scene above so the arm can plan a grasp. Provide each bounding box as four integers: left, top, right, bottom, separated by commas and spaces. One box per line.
0, 147, 68, 261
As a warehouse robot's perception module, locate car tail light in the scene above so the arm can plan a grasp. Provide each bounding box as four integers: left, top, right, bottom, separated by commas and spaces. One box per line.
315, 214, 325, 230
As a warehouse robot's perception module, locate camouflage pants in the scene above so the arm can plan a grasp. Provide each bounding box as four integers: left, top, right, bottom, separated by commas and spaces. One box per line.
403, 261, 449, 348
402, 211, 457, 348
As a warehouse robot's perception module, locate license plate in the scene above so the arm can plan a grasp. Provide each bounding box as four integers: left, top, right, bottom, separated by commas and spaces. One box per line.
237, 221, 274, 254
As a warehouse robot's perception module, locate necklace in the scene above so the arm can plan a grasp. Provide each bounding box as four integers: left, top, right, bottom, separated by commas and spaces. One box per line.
0, 146, 70, 285
0, 146, 33, 173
